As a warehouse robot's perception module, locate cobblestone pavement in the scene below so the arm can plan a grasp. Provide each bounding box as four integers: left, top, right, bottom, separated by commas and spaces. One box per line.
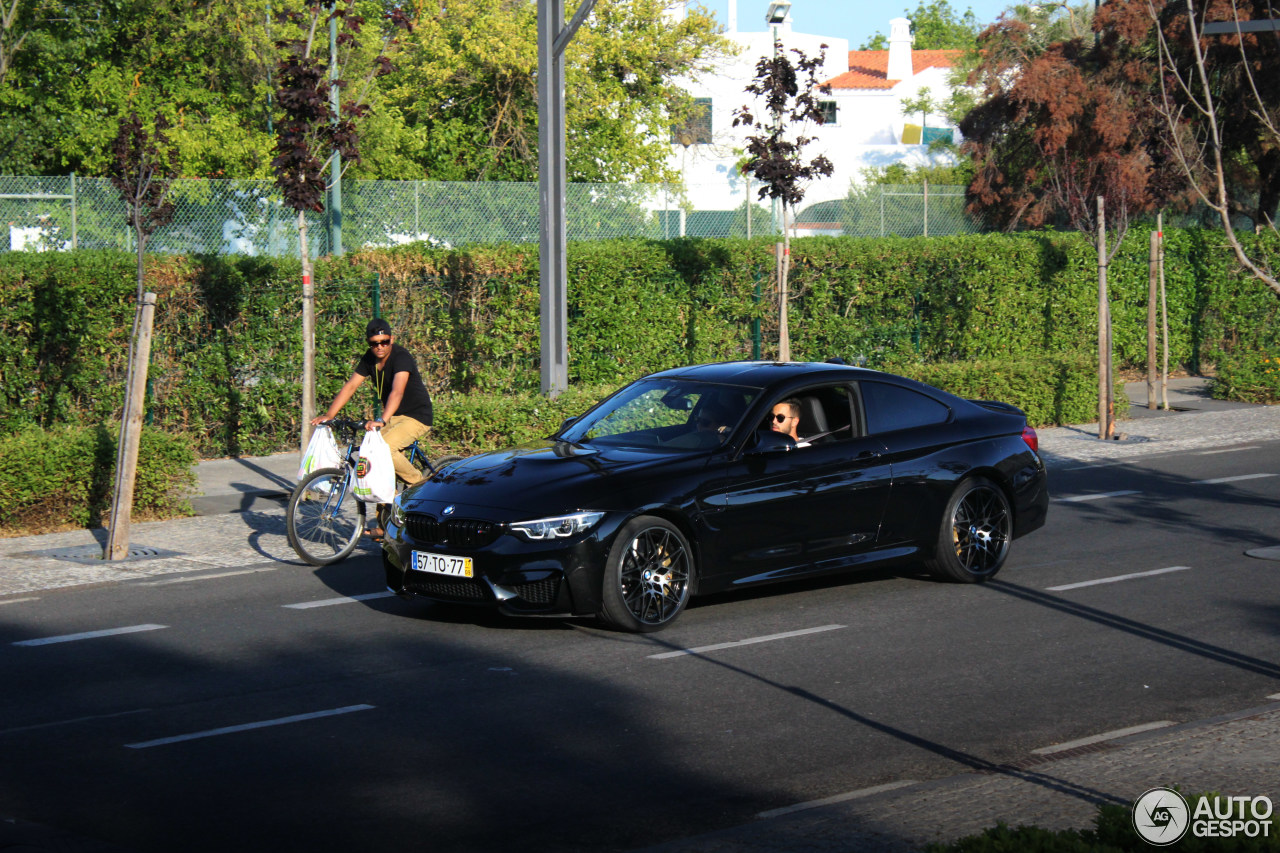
0, 507, 383, 598
1036, 404, 1280, 467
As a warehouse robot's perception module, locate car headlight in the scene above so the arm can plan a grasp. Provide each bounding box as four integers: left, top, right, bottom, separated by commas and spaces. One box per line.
509, 511, 605, 541
390, 494, 407, 527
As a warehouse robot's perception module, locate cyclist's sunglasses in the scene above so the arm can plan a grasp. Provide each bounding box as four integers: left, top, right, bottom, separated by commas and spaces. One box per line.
368, 337, 392, 348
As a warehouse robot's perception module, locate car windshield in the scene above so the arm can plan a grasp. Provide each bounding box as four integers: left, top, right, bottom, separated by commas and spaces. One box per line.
560, 379, 759, 451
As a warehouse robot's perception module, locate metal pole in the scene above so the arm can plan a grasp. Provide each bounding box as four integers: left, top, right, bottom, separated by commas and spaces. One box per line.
537, 0, 597, 395
538, 0, 568, 395
328, 4, 343, 255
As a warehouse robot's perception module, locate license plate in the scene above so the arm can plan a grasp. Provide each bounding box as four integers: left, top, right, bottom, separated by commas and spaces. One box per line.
411, 550, 473, 578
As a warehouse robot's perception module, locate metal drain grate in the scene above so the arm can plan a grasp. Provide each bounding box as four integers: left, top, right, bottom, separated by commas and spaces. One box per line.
17, 544, 182, 565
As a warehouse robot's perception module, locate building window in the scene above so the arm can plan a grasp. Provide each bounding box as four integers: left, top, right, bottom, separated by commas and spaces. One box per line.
673, 98, 713, 145
819, 100, 838, 125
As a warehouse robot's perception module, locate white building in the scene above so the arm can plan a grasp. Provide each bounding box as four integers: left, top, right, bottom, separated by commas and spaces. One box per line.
666, 4, 962, 236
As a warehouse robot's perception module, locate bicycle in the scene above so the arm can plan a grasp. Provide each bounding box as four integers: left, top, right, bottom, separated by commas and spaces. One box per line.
286, 417, 463, 566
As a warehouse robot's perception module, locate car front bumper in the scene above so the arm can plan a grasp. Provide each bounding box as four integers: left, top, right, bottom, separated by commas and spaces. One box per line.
381, 509, 618, 617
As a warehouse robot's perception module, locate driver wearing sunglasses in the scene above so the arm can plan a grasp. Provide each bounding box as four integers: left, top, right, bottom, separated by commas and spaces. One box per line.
311, 317, 434, 503
768, 398, 810, 448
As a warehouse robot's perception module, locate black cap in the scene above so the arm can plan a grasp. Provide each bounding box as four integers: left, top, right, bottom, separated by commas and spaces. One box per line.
365, 318, 392, 339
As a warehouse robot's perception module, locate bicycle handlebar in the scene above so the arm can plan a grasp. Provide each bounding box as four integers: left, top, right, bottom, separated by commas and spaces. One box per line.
317, 417, 368, 441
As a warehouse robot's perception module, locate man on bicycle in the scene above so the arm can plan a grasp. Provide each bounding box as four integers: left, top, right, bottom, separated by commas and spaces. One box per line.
311, 317, 433, 504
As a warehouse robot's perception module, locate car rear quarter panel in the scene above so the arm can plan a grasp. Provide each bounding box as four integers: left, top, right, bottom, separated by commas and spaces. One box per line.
876, 422, 1046, 551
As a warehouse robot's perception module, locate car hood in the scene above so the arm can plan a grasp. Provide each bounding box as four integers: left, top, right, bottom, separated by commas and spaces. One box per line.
402, 439, 693, 515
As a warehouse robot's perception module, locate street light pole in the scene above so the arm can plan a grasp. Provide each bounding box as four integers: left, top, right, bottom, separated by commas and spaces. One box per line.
537, 0, 599, 396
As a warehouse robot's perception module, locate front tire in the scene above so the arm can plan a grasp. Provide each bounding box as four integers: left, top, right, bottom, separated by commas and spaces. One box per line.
925, 477, 1011, 583
287, 467, 367, 566
600, 516, 695, 633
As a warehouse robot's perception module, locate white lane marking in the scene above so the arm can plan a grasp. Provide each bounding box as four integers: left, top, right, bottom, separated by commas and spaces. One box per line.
124, 704, 375, 749
12, 624, 168, 647
1055, 490, 1141, 503
0, 708, 152, 736
1032, 721, 1176, 754
137, 568, 279, 586
0, 597, 39, 606
1197, 446, 1259, 455
1047, 566, 1190, 592
756, 780, 920, 819
283, 592, 397, 609
1268, 693, 1280, 700
648, 625, 845, 660
1192, 473, 1276, 485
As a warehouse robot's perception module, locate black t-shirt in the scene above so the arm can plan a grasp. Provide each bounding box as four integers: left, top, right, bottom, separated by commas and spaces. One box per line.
355, 344, 433, 425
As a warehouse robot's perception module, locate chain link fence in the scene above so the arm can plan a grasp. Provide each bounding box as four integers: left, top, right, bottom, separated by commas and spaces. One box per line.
0, 175, 983, 254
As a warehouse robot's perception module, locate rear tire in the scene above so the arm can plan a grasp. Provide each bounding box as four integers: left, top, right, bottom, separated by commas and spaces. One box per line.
925, 477, 1011, 583
287, 467, 366, 566
599, 516, 695, 633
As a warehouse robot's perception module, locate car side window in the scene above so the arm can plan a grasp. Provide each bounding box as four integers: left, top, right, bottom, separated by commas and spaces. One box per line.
763, 384, 860, 445
859, 381, 950, 434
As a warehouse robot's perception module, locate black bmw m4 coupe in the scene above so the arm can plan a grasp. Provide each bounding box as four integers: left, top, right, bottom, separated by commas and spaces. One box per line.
382, 360, 1049, 632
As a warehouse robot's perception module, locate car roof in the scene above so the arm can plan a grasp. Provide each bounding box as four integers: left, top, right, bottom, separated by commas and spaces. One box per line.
647, 360, 874, 388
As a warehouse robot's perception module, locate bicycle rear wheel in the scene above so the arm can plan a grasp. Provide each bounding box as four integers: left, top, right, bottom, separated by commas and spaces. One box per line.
430, 454, 463, 477
287, 467, 367, 566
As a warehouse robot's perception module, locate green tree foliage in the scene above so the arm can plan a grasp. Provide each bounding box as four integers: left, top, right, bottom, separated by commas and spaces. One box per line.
0, 0, 728, 184
375, 0, 730, 182
0, 0, 281, 177
861, 0, 983, 49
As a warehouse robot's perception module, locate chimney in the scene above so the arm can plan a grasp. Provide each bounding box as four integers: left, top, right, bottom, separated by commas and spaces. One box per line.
887, 17, 913, 81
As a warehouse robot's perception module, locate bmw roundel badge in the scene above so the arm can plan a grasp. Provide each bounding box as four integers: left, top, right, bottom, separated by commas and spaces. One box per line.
443, 505, 456, 515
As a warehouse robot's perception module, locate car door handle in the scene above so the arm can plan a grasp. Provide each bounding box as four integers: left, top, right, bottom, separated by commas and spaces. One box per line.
856, 450, 882, 460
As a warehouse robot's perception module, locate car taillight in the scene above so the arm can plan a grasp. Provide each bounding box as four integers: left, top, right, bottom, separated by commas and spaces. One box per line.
1021, 425, 1039, 453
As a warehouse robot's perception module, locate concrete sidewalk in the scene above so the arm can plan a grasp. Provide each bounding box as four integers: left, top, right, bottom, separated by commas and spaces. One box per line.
2, 378, 1279, 852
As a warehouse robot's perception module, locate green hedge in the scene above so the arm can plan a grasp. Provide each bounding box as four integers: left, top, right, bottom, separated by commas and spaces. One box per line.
0, 425, 196, 533
1, 228, 1275, 459
904, 352, 1129, 428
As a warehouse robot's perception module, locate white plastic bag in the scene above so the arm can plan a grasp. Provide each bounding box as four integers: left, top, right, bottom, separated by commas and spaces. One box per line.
298, 425, 341, 480
353, 429, 396, 503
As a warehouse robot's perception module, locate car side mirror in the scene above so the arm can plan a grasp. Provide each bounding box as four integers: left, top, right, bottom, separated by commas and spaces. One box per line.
746, 430, 796, 456
558, 416, 578, 433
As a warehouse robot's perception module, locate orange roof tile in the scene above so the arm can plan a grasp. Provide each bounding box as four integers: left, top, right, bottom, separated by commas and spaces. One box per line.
826, 49, 961, 90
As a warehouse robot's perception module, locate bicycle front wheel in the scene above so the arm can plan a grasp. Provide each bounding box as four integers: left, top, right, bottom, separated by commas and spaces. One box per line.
287, 467, 367, 566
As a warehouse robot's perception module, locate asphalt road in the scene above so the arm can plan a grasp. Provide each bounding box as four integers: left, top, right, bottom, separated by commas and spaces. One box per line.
1, 439, 1278, 852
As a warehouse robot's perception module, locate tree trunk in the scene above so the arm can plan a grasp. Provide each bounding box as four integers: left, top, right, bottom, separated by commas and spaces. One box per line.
1159, 213, 1169, 410
1097, 196, 1114, 440
777, 205, 790, 362
1147, 229, 1158, 410
299, 210, 316, 453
